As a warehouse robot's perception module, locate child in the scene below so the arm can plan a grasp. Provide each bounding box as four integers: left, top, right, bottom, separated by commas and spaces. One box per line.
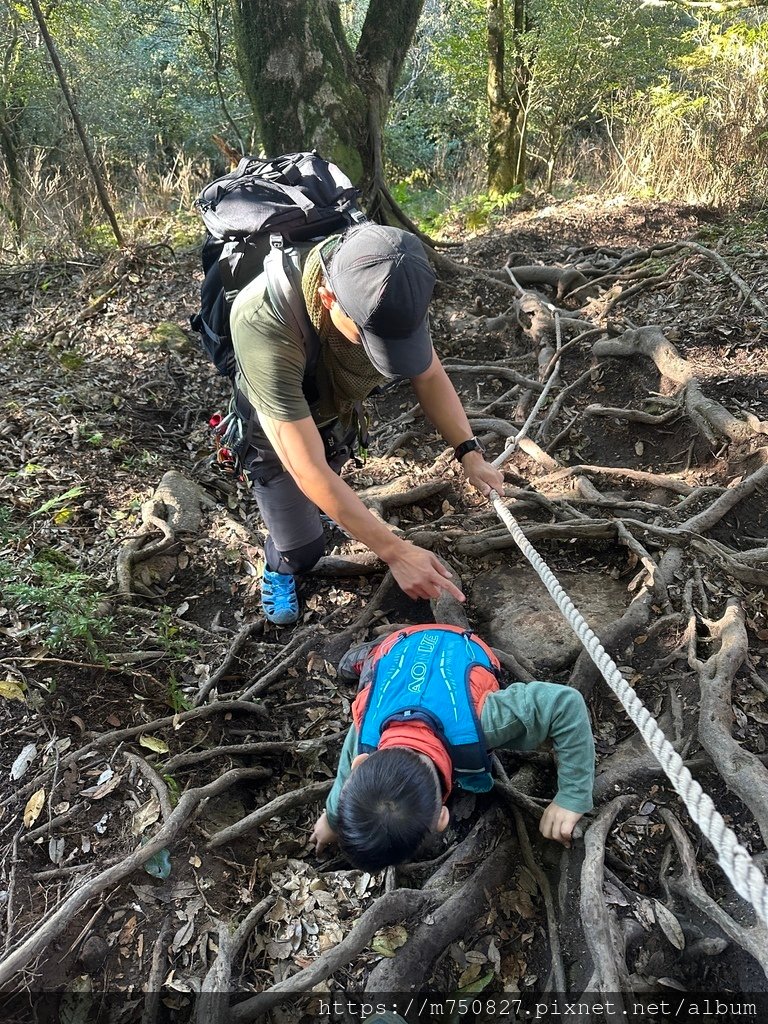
310, 624, 595, 871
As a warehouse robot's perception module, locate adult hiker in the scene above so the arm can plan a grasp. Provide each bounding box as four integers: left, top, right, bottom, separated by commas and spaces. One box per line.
230, 222, 504, 624
310, 624, 595, 870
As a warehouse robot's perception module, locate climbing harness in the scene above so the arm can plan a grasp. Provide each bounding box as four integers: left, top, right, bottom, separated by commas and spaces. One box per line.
487, 303, 768, 926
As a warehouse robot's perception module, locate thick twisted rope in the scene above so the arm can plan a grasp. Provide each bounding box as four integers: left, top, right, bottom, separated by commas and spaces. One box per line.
488, 492, 768, 925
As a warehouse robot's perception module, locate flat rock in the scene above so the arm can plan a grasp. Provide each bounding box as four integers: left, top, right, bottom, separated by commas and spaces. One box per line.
471, 561, 629, 672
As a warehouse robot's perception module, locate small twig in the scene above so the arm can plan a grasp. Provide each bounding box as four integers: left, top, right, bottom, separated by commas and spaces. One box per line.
3, 829, 22, 955
22, 802, 87, 844
141, 915, 174, 1024
124, 752, 173, 822
194, 619, 265, 705
206, 779, 331, 850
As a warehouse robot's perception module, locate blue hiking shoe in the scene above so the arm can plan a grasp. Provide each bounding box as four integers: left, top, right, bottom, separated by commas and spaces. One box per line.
261, 568, 299, 625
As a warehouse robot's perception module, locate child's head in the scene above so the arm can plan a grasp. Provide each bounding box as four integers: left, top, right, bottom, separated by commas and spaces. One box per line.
336, 747, 449, 871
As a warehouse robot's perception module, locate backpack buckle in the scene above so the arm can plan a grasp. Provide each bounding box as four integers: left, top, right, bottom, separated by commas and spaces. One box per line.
269, 233, 284, 251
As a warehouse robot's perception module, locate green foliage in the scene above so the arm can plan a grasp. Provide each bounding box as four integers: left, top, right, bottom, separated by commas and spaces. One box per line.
156, 606, 198, 663
605, 15, 768, 201
0, 0, 252, 254
386, 0, 487, 182
418, 186, 523, 236
167, 674, 192, 712
0, 539, 113, 658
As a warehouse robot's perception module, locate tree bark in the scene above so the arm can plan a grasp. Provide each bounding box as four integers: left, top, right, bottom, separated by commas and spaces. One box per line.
486, 0, 530, 193
229, 0, 425, 197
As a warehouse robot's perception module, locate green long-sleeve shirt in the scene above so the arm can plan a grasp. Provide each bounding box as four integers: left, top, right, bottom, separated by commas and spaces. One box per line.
325, 681, 595, 828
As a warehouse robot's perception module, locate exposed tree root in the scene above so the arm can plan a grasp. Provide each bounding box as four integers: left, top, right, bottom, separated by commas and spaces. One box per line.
194, 895, 276, 1024
365, 839, 514, 992
661, 810, 768, 976
206, 780, 333, 850
580, 795, 635, 1003
593, 326, 768, 443
570, 547, 682, 696
229, 889, 442, 1022
116, 471, 212, 601
2, 699, 269, 811
690, 599, 768, 847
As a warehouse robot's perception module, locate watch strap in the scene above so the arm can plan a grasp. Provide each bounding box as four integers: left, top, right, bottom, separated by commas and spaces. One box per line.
454, 437, 484, 462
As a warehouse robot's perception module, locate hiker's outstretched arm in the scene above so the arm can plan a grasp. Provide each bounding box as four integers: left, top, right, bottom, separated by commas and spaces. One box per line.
410, 355, 505, 496
257, 412, 465, 602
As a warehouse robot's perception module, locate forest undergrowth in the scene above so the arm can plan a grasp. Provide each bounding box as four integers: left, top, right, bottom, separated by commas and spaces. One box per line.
1, 194, 768, 1022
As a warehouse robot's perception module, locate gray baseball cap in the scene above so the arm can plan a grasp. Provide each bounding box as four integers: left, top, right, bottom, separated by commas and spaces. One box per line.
325, 224, 436, 379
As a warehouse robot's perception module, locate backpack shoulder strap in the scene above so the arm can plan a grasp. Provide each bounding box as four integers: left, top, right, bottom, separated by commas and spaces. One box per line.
263, 236, 320, 384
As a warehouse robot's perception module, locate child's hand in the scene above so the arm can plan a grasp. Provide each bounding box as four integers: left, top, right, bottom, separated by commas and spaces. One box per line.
310, 811, 338, 856
539, 802, 583, 848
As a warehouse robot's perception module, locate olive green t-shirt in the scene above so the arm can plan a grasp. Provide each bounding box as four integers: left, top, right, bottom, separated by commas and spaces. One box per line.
229, 273, 329, 423
229, 270, 386, 427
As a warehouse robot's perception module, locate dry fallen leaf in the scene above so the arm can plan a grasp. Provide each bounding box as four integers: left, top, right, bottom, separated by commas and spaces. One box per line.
0, 680, 26, 702
139, 734, 169, 755
653, 899, 686, 950
11, 743, 38, 780
131, 792, 161, 837
23, 788, 46, 827
81, 773, 122, 800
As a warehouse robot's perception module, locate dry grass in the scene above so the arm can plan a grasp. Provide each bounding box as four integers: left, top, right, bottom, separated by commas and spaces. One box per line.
558, 26, 768, 205
0, 151, 212, 262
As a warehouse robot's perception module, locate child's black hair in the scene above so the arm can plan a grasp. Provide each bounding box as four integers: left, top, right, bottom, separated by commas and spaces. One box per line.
336, 747, 442, 871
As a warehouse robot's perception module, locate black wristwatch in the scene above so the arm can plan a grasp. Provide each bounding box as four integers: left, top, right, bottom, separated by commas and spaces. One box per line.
454, 437, 485, 463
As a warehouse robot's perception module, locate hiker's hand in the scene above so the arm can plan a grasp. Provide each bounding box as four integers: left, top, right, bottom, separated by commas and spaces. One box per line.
389, 544, 465, 603
539, 802, 582, 848
460, 452, 504, 497
310, 812, 337, 856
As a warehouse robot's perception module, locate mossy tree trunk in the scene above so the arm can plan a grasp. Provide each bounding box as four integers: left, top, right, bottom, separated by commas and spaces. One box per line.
487, 0, 531, 193
229, 0, 425, 207
0, 18, 25, 241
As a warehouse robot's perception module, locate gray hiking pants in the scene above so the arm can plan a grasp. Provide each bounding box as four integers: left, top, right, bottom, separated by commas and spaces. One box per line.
242, 417, 357, 576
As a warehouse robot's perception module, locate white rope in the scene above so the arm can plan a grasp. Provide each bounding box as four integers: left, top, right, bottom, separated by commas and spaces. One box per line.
488, 490, 768, 925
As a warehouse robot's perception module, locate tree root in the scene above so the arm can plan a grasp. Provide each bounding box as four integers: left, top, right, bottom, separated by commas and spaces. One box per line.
194, 895, 276, 1024
593, 326, 768, 443
358, 478, 452, 517
580, 795, 635, 1003
163, 731, 345, 774
365, 839, 515, 992
570, 546, 682, 697
2, 699, 269, 811
228, 889, 442, 1022
140, 915, 173, 1024
494, 755, 566, 990
206, 779, 332, 850
690, 599, 768, 847
661, 810, 768, 976
115, 471, 212, 601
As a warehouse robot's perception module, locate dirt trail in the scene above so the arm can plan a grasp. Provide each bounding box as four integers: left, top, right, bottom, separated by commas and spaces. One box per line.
1, 196, 767, 1019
